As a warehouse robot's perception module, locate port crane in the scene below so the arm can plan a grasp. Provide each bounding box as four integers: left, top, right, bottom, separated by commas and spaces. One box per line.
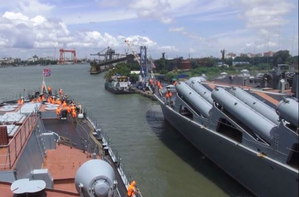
125, 40, 155, 90
90, 47, 117, 62
59, 48, 77, 64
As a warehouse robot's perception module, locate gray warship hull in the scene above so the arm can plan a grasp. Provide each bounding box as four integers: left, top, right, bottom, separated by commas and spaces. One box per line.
155, 84, 298, 197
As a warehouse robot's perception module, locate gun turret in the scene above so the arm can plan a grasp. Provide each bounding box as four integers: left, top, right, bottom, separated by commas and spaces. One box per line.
75, 160, 116, 197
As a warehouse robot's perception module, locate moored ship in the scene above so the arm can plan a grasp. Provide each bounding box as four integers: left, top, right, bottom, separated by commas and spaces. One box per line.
154, 77, 298, 197
105, 76, 135, 94
0, 83, 141, 196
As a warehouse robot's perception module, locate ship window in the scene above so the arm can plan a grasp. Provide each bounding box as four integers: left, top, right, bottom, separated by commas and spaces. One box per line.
216, 118, 242, 143
179, 105, 193, 120
287, 143, 298, 169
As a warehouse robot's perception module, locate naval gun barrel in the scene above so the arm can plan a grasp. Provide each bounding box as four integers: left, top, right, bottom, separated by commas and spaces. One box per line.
276, 98, 298, 127
212, 87, 276, 143
176, 81, 212, 118
229, 87, 280, 125
186, 80, 213, 104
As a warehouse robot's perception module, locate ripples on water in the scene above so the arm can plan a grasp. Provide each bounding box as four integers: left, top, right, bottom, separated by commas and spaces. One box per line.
0, 64, 252, 197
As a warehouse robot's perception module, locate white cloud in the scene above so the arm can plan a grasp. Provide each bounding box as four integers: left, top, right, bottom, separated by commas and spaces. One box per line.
189, 48, 196, 53
237, 0, 294, 28
158, 46, 178, 51
0, 12, 70, 49
0, 11, 176, 58
31, 15, 46, 26
60, 10, 136, 25
125, 35, 158, 48
95, 0, 199, 24
0, 37, 9, 47
17, 0, 55, 17
129, 0, 173, 24
245, 42, 253, 47
256, 41, 278, 49
169, 26, 202, 42
3, 12, 29, 21
169, 27, 185, 32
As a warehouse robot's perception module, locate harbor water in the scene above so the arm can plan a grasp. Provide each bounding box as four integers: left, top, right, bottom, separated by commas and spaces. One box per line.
0, 64, 252, 197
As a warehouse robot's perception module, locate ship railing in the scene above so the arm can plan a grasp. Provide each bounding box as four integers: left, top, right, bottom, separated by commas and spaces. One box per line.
1, 88, 43, 104
84, 109, 142, 197
0, 88, 70, 105
0, 111, 38, 169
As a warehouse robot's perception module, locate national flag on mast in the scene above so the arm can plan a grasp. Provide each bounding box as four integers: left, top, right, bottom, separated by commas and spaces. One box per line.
43, 69, 51, 77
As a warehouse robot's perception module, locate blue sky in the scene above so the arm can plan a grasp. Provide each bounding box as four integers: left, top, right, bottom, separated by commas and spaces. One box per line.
0, 0, 298, 60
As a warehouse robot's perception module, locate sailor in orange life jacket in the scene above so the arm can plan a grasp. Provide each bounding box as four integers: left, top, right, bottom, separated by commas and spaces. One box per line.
56, 99, 62, 105
127, 181, 138, 197
168, 90, 173, 98
56, 107, 61, 119
18, 98, 24, 104
166, 90, 173, 104
71, 110, 77, 123
72, 110, 77, 118
59, 89, 63, 97
67, 106, 71, 114
36, 97, 41, 103
48, 86, 52, 95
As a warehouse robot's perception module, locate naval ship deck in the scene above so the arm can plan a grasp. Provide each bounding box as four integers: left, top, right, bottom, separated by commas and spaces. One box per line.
0, 101, 129, 196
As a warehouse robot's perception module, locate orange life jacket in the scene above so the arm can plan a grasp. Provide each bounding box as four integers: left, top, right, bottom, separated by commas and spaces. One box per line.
56, 100, 62, 105
56, 108, 61, 115
72, 111, 77, 118
127, 185, 136, 197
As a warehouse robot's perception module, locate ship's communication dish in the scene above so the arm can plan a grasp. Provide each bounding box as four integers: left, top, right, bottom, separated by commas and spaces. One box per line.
11, 178, 46, 194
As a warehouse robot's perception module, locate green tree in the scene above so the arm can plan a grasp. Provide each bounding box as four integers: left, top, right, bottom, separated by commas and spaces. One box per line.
191, 60, 199, 69
128, 73, 139, 83
154, 59, 167, 73
104, 63, 131, 81
129, 62, 140, 71
272, 50, 290, 66
165, 72, 175, 81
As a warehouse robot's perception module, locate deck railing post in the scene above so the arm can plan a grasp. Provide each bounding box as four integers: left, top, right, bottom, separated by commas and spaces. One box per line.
20, 128, 23, 148
8, 145, 11, 169
24, 121, 27, 140
14, 138, 17, 159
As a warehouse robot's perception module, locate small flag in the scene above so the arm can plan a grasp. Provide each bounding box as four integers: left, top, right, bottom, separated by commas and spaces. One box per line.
43, 69, 51, 77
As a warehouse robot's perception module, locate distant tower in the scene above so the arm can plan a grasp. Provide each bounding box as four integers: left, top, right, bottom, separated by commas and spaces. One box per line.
140, 46, 148, 79
162, 52, 165, 59
220, 49, 226, 66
